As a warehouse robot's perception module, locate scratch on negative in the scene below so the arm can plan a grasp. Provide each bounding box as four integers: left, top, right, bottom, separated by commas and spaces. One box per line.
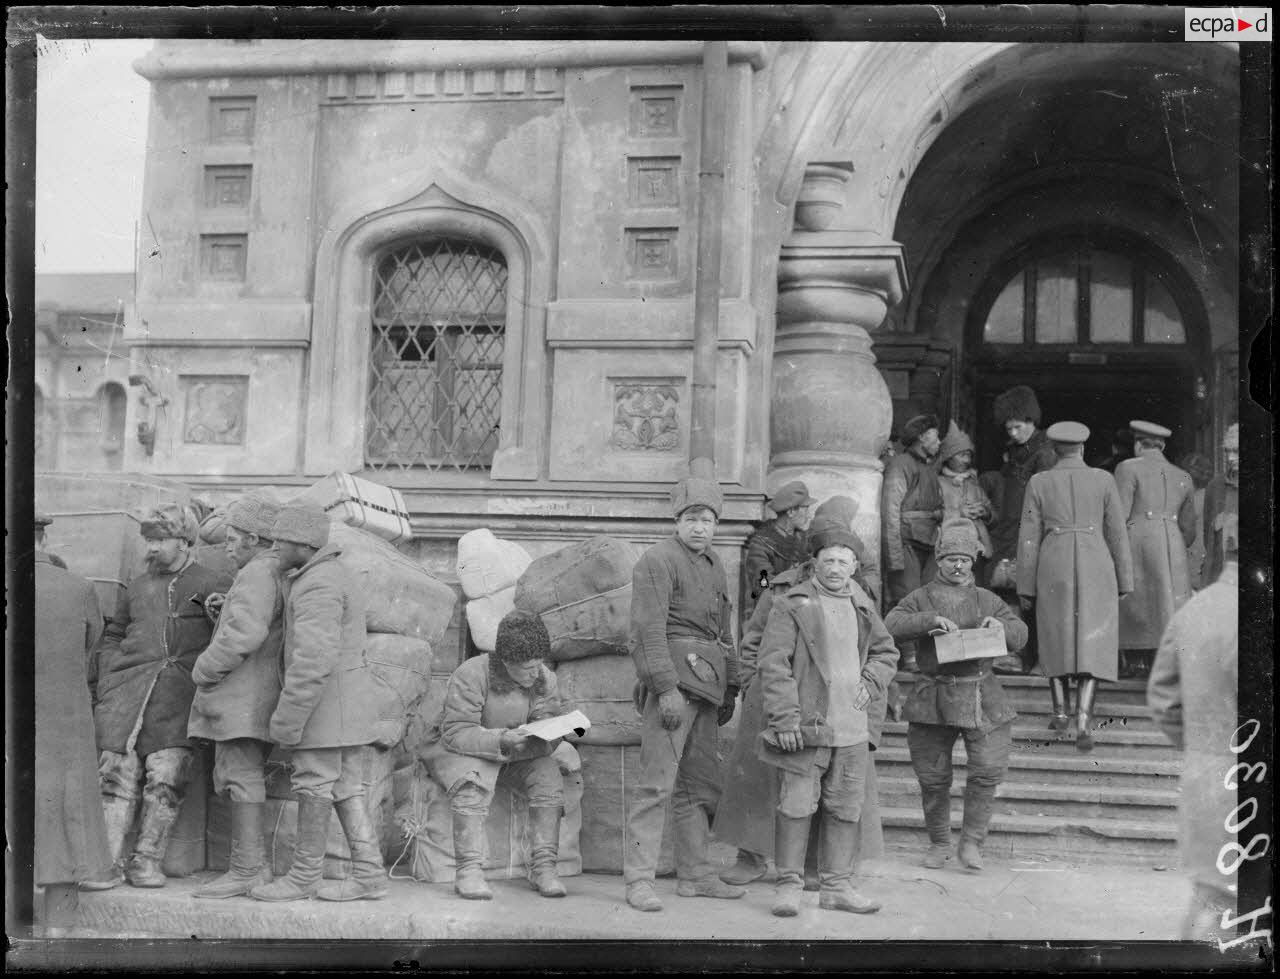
1157, 100, 1209, 273
930, 5, 946, 27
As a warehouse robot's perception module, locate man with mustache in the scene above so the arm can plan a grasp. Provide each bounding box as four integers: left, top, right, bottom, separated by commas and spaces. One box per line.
884, 520, 1027, 872
83, 503, 232, 890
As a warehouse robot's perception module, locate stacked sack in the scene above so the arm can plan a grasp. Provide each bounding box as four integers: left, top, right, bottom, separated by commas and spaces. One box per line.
511, 536, 676, 874
457, 528, 534, 651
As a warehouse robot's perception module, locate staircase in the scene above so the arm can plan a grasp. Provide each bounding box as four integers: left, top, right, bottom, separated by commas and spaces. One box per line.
876, 674, 1182, 867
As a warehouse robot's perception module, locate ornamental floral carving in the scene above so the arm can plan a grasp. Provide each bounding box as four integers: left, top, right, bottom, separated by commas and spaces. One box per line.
612, 384, 680, 452
183, 375, 248, 445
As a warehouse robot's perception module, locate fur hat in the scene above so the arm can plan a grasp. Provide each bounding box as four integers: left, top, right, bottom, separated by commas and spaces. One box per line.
900, 413, 940, 447
494, 609, 551, 665
992, 386, 1041, 427
671, 476, 723, 518
808, 513, 867, 563
937, 420, 974, 466
139, 502, 198, 544
934, 518, 981, 560
225, 493, 282, 539
270, 505, 330, 550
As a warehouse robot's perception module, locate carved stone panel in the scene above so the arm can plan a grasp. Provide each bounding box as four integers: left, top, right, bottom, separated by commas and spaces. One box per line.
629, 85, 682, 137
182, 375, 248, 445
628, 157, 680, 207
612, 382, 681, 452
625, 228, 678, 280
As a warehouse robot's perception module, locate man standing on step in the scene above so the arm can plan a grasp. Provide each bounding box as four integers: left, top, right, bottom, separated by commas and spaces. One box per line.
83, 504, 232, 891
1017, 422, 1133, 754
624, 463, 744, 912
884, 520, 1027, 872
756, 518, 899, 916
1115, 420, 1197, 680
743, 480, 816, 618
250, 505, 397, 904
880, 415, 943, 672
187, 492, 285, 899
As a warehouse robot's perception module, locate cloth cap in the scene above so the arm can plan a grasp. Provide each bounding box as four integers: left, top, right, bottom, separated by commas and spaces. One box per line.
900, 413, 940, 447
1130, 420, 1172, 439
1223, 423, 1239, 451
269, 504, 330, 549
35, 511, 53, 528
768, 480, 816, 514
993, 385, 1041, 427
813, 495, 858, 527
494, 609, 551, 664
808, 514, 866, 563
225, 493, 282, 539
935, 518, 981, 560
937, 419, 974, 465
140, 503, 198, 543
671, 476, 723, 518
1045, 421, 1090, 444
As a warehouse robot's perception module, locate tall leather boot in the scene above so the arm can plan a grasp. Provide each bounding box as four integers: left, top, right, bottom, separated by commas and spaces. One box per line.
79, 794, 137, 891
316, 797, 389, 902
920, 783, 953, 869
1075, 676, 1100, 753
196, 800, 272, 899
126, 788, 183, 888
771, 815, 811, 917
1047, 677, 1071, 732
451, 811, 493, 900
817, 813, 880, 914
525, 806, 567, 898
250, 794, 331, 902
957, 781, 997, 871
720, 848, 767, 886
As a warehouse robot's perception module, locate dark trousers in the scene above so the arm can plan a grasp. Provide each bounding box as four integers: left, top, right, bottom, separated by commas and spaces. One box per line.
907, 721, 1012, 845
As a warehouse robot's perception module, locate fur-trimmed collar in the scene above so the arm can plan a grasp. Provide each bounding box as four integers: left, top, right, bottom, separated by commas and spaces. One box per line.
486, 653, 551, 696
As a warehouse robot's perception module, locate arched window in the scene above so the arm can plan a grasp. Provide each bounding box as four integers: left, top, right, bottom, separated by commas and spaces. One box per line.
98, 381, 128, 469
982, 247, 1187, 347
365, 238, 508, 472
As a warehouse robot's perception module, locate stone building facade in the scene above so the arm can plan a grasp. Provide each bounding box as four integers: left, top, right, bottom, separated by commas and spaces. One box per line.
94, 39, 1239, 604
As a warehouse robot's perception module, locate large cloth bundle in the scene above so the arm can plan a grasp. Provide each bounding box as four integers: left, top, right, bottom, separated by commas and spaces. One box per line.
464, 587, 516, 652
388, 743, 584, 883
575, 743, 675, 875
364, 633, 434, 750
553, 656, 642, 746
328, 522, 456, 645
456, 529, 533, 600
514, 536, 640, 660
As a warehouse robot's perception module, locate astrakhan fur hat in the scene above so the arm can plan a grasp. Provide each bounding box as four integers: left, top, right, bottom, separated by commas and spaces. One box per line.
992, 385, 1041, 427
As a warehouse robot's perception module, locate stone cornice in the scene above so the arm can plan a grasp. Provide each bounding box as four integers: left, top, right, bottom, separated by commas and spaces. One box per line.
134, 40, 770, 80
779, 230, 908, 309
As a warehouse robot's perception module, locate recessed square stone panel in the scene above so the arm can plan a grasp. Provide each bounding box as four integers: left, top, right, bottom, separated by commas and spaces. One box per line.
612, 380, 681, 452
182, 374, 249, 445
199, 234, 248, 280
625, 227, 678, 280
203, 165, 252, 208
209, 96, 256, 142
629, 85, 682, 137
628, 157, 680, 207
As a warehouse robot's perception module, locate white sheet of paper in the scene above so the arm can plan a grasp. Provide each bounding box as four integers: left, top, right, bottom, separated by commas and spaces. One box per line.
516, 709, 592, 741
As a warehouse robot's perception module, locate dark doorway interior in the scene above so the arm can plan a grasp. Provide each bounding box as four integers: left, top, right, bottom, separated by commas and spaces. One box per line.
972, 365, 1195, 474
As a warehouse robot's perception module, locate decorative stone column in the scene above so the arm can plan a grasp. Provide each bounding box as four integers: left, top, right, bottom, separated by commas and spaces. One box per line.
771, 162, 907, 591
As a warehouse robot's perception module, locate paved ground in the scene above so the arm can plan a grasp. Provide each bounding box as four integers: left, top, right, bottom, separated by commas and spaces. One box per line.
14, 849, 1254, 973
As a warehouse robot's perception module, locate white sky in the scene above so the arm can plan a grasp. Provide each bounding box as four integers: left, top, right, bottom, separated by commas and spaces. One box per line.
35, 37, 153, 273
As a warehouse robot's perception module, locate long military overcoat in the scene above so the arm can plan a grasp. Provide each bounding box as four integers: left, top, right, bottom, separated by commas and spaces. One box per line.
188, 550, 285, 742
35, 551, 112, 885
1016, 456, 1134, 681
90, 557, 233, 756
1115, 449, 1197, 649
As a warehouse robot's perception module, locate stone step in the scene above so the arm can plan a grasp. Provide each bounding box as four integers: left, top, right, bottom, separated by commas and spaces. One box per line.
877, 724, 1182, 762
897, 673, 1154, 706
878, 806, 1178, 866
872, 746, 1181, 789
876, 775, 1179, 822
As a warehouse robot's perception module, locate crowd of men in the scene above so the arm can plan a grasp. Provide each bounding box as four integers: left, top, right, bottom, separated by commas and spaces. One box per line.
32, 390, 1240, 932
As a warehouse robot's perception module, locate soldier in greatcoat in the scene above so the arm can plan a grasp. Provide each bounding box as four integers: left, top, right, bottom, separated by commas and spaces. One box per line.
756, 520, 900, 917
1016, 422, 1133, 753
880, 413, 943, 670
743, 480, 815, 617
419, 609, 573, 901
249, 505, 400, 904
187, 492, 286, 899
1115, 420, 1197, 678
884, 520, 1027, 872
34, 512, 112, 910
83, 504, 233, 890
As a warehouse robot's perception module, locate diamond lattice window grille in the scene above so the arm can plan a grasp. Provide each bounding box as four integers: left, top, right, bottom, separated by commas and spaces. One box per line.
366, 239, 507, 473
